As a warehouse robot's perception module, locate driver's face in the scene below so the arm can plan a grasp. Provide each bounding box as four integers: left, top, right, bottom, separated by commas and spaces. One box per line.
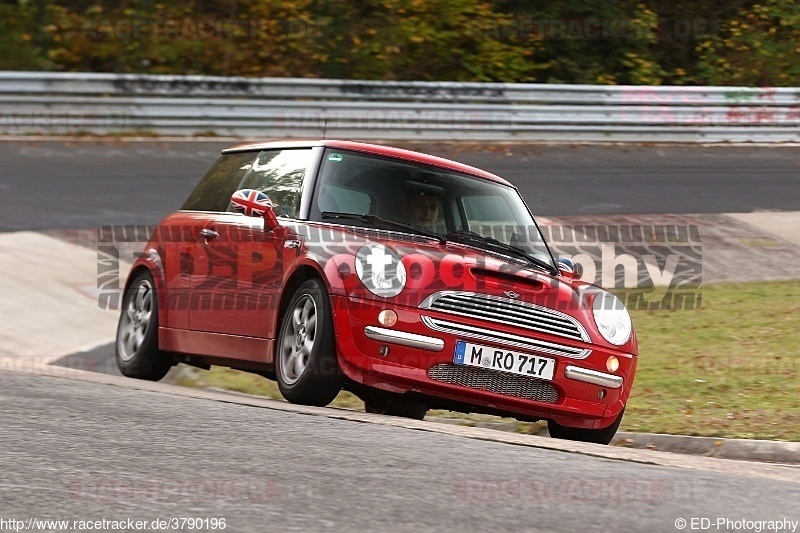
410, 195, 439, 225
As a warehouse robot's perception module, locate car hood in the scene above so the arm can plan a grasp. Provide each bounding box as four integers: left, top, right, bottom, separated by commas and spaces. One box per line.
297, 224, 637, 350
307, 228, 587, 317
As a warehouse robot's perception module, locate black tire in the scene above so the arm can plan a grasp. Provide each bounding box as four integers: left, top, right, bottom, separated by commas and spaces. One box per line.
115, 270, 172, 381
275, 278, 342, 406
547, 408, 625, 445
364, 394, 428, 420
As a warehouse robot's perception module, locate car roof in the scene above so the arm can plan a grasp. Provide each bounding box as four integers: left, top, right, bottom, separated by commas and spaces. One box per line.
222, 139, 512, 186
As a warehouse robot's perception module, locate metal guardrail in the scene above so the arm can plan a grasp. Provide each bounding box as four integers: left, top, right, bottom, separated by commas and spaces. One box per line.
0, 71, 798, 141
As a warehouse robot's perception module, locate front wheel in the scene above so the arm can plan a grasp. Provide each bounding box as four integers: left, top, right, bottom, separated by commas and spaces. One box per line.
275, 279, 342, 406
547, 408, 625, 445
115, 270, 172, 380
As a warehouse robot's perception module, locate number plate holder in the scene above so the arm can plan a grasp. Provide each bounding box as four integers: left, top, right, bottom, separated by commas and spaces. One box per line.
454, 340, 556, 381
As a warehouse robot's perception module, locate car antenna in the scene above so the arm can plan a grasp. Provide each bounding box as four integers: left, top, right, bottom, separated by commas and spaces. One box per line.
322, 117, 328, 140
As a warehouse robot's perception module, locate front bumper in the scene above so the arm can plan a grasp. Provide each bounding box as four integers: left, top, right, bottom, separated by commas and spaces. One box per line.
331, 295, 637, 430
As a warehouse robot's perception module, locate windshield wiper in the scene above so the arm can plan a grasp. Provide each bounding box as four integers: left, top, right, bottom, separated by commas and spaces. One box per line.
445, 230, 557, 274
321, 212, 446, 244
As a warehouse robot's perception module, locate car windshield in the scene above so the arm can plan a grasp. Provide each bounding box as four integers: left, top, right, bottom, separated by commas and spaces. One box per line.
311, 148, 556, 270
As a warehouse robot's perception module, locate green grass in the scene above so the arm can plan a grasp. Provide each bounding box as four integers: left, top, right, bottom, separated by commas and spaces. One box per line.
171, 281, 800, 441
170, 368, 365, 410
624, 281, 799, 440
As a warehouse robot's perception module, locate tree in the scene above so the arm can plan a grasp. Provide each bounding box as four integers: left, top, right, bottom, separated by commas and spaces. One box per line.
695, 0, 800, 85
310, 0, 541, 82
1, 0, 797, 86
0, 0, 50, 70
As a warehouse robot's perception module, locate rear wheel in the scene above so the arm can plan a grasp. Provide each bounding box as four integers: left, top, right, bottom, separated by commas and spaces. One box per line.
547, 409, 625, 445
275, 279, 342, 406
364, 394, 428, 420
115, 271, 172, 381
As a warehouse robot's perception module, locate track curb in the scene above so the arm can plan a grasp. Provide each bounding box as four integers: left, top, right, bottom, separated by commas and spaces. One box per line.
429, 418, 800, 465
612, 431, 800, 465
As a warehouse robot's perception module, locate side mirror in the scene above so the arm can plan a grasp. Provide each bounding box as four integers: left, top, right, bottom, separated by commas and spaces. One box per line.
230, 189, 279, 231
557, 257, 583, 280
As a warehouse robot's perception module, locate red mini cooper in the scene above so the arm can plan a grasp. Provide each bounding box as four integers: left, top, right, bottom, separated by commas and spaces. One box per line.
116, 140, 638, 444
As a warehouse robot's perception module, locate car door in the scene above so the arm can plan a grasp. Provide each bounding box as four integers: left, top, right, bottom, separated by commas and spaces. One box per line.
164, 151, 259, 331
188, 147, 313, 339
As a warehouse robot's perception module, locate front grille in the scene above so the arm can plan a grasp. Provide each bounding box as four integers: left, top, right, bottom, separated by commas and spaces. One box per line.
420, 292, 589, 343
428, 363, 560, 403
422, 316, 591, 359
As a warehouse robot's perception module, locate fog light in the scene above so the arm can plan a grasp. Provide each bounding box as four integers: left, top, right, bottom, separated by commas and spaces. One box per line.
378, 309, 398, 327
379, 345, 390, 356
606, 356, 620, 373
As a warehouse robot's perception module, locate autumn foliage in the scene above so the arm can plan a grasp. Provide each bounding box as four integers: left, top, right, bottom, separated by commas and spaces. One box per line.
1, 0, 797, 85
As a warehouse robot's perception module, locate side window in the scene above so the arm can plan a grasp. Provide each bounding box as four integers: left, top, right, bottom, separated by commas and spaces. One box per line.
182, 152, 257, 212
233, 148, 312, 218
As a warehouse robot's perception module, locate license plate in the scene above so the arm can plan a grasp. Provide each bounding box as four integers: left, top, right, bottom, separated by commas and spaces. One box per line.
454, 341, 556, 381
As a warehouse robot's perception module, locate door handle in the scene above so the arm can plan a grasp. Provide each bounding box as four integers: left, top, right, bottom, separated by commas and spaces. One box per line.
200, 228, 218, 240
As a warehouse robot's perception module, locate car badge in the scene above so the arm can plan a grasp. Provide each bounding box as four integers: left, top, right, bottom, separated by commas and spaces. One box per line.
504, 290, 520, 299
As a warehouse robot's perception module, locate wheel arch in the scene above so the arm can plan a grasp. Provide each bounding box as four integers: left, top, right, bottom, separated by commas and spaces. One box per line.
277, 264, 329, 323
122, 249, 168, 327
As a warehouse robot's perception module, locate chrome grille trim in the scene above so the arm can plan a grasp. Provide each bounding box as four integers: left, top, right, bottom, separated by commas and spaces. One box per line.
428, 363, 559, 403
419, 291, 590, 343
422, 316, 591, 359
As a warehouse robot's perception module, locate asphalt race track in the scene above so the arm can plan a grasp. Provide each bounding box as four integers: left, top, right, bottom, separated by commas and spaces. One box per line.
1, 140, 799, 231
1, 139, 799, 532
3, 370, 799, 533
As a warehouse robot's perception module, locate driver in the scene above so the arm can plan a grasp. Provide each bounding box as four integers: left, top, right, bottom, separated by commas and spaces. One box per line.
406, 191, 439, 228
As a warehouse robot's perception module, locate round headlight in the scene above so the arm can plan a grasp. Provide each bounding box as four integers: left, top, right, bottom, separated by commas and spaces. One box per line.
592, 291, 632, 346
354, 243, 406, 298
